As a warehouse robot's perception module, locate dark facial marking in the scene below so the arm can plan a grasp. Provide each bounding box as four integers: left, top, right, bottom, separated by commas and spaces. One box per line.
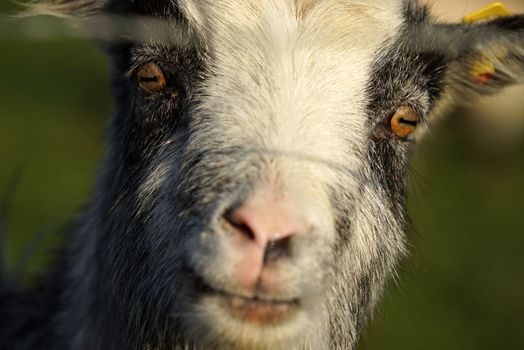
106, 0, 185, 19
364, 4, 446, 207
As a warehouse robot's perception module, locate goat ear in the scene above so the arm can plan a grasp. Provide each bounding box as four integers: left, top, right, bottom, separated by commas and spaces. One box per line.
428, 15, 524, 104
24, 0, 106, 18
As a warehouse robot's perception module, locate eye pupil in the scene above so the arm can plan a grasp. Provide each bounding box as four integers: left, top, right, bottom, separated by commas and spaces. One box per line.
139, 76, 158, 83
137, 62, 166, 93
398, 118, 417, 127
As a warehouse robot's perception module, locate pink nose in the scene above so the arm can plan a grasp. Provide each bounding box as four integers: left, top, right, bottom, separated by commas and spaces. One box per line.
227, 194, 308, 250
224, 192, 309, 290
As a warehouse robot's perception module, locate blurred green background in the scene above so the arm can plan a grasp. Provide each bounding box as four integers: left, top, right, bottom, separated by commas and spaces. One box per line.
1, 1, 523, 349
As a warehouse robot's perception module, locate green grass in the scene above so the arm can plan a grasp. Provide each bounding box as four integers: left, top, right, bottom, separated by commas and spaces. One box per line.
0, 38, 108, 278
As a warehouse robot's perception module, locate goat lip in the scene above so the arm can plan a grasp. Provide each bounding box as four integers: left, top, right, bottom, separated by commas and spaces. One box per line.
190, 269, 301, 324
203, 285, 300, 324
220, 293, 300, 325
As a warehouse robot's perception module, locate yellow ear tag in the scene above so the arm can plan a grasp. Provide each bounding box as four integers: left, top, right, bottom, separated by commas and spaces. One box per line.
463, 3, 512, 84
463, 2, 512, 24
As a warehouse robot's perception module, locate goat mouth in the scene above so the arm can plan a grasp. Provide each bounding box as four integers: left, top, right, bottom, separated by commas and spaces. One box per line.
195, 279, 300, 324
189, 268, 301, 325
218, 293, 300, 325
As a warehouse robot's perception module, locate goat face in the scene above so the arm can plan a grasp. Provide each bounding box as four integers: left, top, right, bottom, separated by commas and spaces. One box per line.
29, 0, 524, 349
111, 1, 410, 348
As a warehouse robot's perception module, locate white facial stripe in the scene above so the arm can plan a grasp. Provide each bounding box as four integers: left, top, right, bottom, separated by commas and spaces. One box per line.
166, 3, 405, 254
185, 0, 404, 169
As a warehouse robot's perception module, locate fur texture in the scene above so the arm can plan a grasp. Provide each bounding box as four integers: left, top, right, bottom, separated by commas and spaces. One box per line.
2, 1, 524, 349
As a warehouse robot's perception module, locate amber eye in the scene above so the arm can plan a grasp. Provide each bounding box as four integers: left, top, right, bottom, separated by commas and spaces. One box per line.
137, 62, 166, 93
390, 106, 419, 138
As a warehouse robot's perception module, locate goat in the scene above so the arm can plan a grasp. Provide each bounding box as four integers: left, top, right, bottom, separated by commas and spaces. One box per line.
1, 1, 523, 349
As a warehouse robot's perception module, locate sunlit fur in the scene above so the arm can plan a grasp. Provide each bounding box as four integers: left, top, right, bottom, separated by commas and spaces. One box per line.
140, 1, 405, 348
2, 1, 524, 350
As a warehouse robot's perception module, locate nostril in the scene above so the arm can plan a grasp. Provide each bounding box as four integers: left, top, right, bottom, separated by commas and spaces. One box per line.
264, 236, 291, 264
225, 211, 256, 242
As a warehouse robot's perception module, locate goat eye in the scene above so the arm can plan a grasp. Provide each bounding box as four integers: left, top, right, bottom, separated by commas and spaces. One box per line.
137, 63, 166, 93
390, 106, 419, 138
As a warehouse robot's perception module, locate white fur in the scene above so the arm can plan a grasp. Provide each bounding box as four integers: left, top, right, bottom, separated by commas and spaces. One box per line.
181, 0, 404, 208
168, 1, 407, 348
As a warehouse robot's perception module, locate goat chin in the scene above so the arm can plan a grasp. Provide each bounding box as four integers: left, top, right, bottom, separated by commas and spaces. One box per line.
184, 297, 315, 350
